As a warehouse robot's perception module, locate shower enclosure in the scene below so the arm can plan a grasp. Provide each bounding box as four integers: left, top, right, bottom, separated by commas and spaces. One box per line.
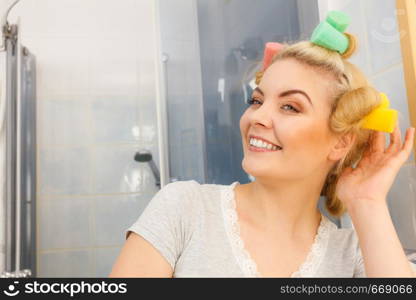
0, 15, 37, 277
160, 0, 320, 183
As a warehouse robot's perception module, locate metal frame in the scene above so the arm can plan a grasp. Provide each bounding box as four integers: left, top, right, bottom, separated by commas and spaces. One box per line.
1, 20, 36, 278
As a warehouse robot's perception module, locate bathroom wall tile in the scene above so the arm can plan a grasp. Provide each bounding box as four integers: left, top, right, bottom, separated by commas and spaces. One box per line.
93, 193, 152, 247
38, 249, 94, 277
87, 37, 139, 96
87, 0, 144, 38
387, 163, 416, 250
12, 0, 153, 39
38, 97, 91, 147
92, 145, 154, 194
95, 247, 122, 277
39, 147, 94, 196
9, 0, 159, 278
38, 198, 93, 250
137, 97, 158, 145
136, 0, 156, 38
23, 37, 90, 95
10, 0, 92, 38
90, 95, 139, 144
138, 60, 157, 99
136, 82, 161, 183
362, 0, 403, 73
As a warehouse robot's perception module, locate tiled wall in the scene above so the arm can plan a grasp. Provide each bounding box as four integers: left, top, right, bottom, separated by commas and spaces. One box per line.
9, 0, 159, 277
319, 0, 416, 251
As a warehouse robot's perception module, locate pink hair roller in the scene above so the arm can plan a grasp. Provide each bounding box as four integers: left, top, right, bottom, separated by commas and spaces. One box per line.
262, 42, 284, 71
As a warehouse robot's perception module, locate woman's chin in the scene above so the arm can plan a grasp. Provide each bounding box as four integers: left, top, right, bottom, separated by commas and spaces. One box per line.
242, 160, 275, 176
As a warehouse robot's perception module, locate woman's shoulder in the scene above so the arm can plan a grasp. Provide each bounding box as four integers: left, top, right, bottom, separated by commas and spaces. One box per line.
325, 222, 361, 255
161, 179, 229, 196
159, 180, 235, 207
164, 180, 241, 216
163, 179, 237, 196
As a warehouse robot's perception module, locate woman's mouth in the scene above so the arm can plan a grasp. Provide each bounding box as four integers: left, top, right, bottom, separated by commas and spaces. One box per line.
248, 137, 282, 152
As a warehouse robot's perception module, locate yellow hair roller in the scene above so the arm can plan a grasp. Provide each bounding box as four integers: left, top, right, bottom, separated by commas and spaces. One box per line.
361, 93, 398, 133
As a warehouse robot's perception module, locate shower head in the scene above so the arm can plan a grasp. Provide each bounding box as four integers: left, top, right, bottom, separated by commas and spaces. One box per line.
134, 150, 152, 162
134, 150, 160, 188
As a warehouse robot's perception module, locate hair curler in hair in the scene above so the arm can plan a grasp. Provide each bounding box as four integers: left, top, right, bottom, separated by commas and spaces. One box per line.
262, 42, 284, 71
361, 92, 398, 133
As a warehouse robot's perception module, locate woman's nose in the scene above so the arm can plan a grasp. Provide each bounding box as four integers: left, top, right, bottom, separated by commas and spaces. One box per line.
250, 101, 274, 127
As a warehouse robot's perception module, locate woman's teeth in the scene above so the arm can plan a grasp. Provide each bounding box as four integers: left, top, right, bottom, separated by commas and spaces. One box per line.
249, 138, 281, 150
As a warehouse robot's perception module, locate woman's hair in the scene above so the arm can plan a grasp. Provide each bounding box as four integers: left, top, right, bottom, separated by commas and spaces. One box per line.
255, 35, 382, 218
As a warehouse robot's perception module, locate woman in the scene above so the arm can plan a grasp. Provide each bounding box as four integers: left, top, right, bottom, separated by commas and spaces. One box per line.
109, 17, 416, 278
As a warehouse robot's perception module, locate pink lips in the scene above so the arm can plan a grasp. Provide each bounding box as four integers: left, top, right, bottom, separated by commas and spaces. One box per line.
248, 135, 282, 152
248, 144, 281, 152
248, 135, 281, 148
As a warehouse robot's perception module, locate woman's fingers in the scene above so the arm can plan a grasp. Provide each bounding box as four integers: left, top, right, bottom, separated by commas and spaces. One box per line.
401, 127, 415, 153
360, 131, 375, 160
386, 121, 401, 154
372, 130, 385, 153
361, 123, 414, 166
392, 127, 415, 164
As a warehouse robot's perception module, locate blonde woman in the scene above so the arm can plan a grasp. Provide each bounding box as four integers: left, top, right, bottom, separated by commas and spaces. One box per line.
110, 18, 416, 278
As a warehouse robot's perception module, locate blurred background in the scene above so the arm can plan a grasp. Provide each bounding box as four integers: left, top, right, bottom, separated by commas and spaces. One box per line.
0, 0, 415, 277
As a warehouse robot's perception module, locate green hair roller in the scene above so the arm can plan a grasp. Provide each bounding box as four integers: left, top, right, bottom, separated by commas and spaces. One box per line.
310, 10, 351, 54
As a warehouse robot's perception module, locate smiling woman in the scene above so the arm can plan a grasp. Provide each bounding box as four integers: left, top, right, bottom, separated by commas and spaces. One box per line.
110, 10, 416, 278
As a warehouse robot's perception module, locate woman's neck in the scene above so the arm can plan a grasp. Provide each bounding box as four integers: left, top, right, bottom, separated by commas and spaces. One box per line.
236, 176, 325, 238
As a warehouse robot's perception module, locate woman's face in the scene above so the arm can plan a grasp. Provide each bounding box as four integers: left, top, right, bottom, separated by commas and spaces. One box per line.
240, 58, 340, 182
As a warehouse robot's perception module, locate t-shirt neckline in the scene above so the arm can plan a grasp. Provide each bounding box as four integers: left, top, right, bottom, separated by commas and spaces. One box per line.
220, 181, 335, 277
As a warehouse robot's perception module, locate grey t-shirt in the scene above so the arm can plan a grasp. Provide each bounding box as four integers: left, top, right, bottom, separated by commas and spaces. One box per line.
126, 180, 416, 277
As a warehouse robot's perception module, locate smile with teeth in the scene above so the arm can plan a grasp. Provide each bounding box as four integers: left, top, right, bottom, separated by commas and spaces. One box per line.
249, 138, 282, 151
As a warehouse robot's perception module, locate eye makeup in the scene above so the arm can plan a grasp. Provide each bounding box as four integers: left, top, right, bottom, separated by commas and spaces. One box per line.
253, 86, 313, 107
246, 98, 300, 113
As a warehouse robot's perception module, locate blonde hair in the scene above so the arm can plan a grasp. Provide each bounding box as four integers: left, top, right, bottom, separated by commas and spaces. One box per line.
256, 35, 382, 218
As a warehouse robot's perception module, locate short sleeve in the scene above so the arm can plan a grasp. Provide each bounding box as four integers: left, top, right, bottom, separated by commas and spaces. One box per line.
125, 180, 199, 270
352, 241, 364, 277
354, 245, 416, 277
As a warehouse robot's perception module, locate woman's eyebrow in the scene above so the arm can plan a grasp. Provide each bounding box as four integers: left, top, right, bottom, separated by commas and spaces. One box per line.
253, 87, 264, 95
280, 90, 313, 107
254, 87, 313, 107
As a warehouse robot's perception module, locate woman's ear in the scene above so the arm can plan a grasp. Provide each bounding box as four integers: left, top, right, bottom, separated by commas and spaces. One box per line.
328, 132, 356, 162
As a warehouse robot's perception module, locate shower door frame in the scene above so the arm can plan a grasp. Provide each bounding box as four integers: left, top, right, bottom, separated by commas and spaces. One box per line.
396, 0, 416, 162
2, 20, 36, 278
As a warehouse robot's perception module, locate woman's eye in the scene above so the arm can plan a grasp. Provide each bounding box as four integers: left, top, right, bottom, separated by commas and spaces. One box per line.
281, 104, 299, 113
247, 98, 299, 113
247, 98, 261, 105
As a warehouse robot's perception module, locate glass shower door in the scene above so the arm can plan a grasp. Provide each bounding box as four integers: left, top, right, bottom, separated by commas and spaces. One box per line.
158, 0, 321, 185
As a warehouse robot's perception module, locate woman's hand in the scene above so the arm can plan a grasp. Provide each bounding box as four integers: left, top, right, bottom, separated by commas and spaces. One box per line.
336, 122, 415, 209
